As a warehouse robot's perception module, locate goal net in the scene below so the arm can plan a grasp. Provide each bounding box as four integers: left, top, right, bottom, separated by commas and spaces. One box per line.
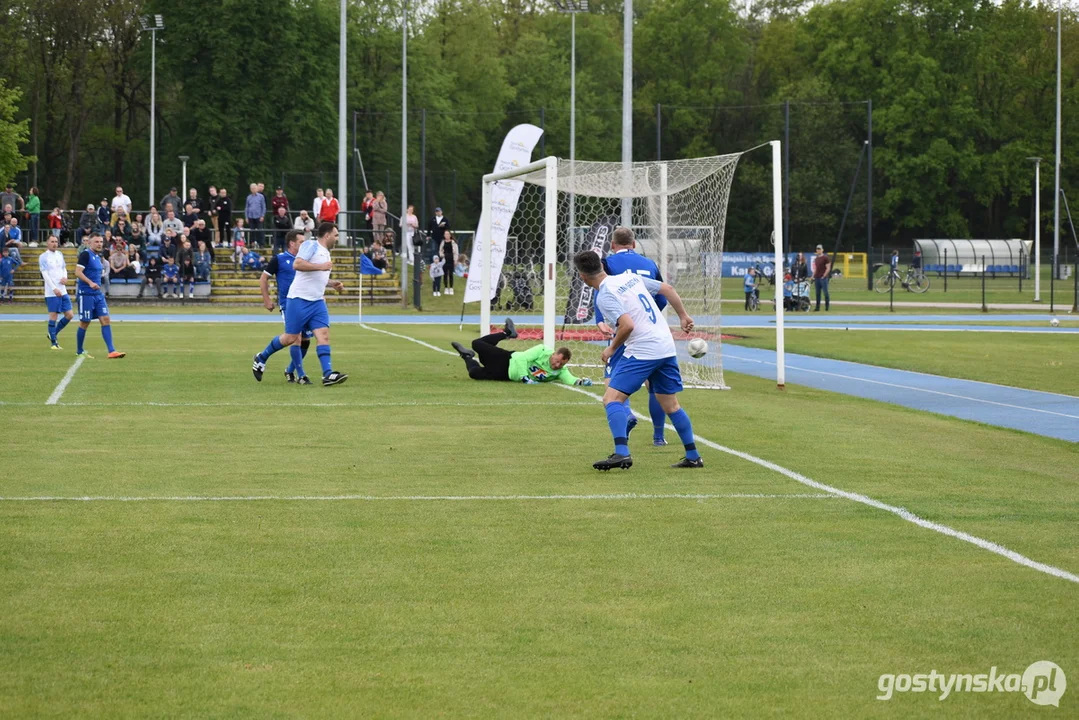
475, 154, 744, 389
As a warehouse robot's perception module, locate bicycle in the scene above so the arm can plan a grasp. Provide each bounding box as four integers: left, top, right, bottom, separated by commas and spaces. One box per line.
874, 265, 930, 294
747, 288, 761, 311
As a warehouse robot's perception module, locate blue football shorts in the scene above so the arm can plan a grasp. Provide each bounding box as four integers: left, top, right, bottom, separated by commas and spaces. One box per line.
284, 298, 329, 336
46, 295, 73, 314
77, 293, 109, 322
608, 355, 683, 396
280, 299, 316, 338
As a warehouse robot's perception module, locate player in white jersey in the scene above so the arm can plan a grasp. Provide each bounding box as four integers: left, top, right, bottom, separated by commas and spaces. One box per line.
574, 250, 703, 470
251, 222, 348, 386
39, 236, 74, 349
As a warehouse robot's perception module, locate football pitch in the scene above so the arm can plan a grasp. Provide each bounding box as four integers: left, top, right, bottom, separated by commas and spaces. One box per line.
1, 320, 1076, 717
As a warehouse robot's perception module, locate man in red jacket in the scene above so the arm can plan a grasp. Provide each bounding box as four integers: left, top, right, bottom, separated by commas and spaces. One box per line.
320, 189, 340, 223
271, 186, 289, 216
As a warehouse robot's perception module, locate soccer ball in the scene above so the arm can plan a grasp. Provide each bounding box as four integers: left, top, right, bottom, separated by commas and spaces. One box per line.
1050, 318, 1060, 327
687, 338, 709, 358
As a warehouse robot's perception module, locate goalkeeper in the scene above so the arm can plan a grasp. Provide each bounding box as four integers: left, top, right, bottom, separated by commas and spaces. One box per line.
452, 318, 592, 386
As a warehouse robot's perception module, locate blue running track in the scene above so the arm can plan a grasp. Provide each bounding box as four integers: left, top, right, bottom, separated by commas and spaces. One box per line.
723, 346, 1079, 443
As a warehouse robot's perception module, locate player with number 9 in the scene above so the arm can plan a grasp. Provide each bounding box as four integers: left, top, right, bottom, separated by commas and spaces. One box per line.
574, 249, 702, 471
595, 227, 670, 445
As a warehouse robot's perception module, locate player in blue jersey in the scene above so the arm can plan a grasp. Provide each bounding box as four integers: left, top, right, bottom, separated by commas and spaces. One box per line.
574, 249, 702, 471
73, 233, 125, 359
251, 222, 347, 386
595, 227, 669, 446
260, 230, 315, 384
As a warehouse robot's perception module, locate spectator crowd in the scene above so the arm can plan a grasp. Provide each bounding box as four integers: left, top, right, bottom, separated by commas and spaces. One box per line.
0, 178, 465, 301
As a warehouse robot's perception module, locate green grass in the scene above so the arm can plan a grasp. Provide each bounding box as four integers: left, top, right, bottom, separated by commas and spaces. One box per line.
727, 329, 1079, 396
1, 322, 1077, 717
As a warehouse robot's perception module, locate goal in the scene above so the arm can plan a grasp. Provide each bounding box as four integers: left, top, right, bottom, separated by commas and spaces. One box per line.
470, 148, 786, 389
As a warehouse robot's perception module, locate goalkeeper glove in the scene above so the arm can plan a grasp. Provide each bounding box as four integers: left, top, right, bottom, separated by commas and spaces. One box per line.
521, 377, 538, 385
575, 378, 593, 387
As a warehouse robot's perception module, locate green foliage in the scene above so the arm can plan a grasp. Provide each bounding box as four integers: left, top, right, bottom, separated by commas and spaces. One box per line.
2, 0, 1079, 247
0, 81, 32, 184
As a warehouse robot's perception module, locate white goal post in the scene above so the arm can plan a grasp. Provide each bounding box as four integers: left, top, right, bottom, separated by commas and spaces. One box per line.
477, 144, 786, 389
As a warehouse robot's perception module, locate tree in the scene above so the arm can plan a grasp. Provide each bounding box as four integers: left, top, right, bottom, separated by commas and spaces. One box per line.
0, 81, 32, 183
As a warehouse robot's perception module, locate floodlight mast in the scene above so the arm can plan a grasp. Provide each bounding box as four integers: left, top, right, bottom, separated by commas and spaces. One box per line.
1028, 157, 1042, 301
140, 15, 165, 207
553, 0, 590, 240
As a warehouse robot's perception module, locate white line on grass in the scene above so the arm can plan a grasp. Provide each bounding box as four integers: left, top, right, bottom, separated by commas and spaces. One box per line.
0, 493, 836, 502
558, 384, 1079, 585
727, 354, 1079, 420
362, 323, 459, 355
361, 324, 1079, 585
45, 355, 84, 405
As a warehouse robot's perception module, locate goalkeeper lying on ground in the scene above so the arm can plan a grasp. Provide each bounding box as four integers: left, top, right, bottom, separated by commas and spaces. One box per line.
452, 318, 593, 386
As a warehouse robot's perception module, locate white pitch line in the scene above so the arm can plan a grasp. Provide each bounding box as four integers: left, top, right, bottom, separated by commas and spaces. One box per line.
45, 355, 84, 405
362, 323, 459, 355
0, 493, 836, 503
556, 384, 1079, 585
360, 326, 1079, 584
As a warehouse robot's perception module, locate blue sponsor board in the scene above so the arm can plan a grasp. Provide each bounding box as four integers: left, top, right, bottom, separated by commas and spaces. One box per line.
703, 252, 809, 278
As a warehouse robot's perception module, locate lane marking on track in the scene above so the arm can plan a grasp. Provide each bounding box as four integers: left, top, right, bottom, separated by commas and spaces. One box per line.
361, 324, 1079, 585
45, 355, 84, 405
724, 352, 1079, 420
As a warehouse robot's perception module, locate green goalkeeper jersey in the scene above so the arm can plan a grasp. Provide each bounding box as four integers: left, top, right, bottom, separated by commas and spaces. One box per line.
508, 345, 579, 385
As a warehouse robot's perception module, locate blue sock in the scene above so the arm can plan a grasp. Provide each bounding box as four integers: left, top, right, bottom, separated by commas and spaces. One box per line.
76, 327, 86, 353
623, 399, 637, 430
101, 325, 115, 352
287, 339, 312, 374
56, 316, 70, 335
259, 336, 284, 361
317, 345, 332, 377
649, 392, 666, 441
48, 320, 57, 343
604, 402, 629, 456
289, 345, 304, 377
669, 409, 700, 460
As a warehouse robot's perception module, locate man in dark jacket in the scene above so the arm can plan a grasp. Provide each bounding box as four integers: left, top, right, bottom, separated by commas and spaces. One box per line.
138, 255, 163, 298
427, 207, 449, 242
77, 204, 96, 246
272, 206, 292, 253
214, 188, 233, 243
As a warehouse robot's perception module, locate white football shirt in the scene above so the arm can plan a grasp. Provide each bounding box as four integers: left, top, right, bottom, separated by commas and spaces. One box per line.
111, 194, 132, 215
287, 239, 331, 301
38, 249, 69, 297
595, 274, 675, 360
